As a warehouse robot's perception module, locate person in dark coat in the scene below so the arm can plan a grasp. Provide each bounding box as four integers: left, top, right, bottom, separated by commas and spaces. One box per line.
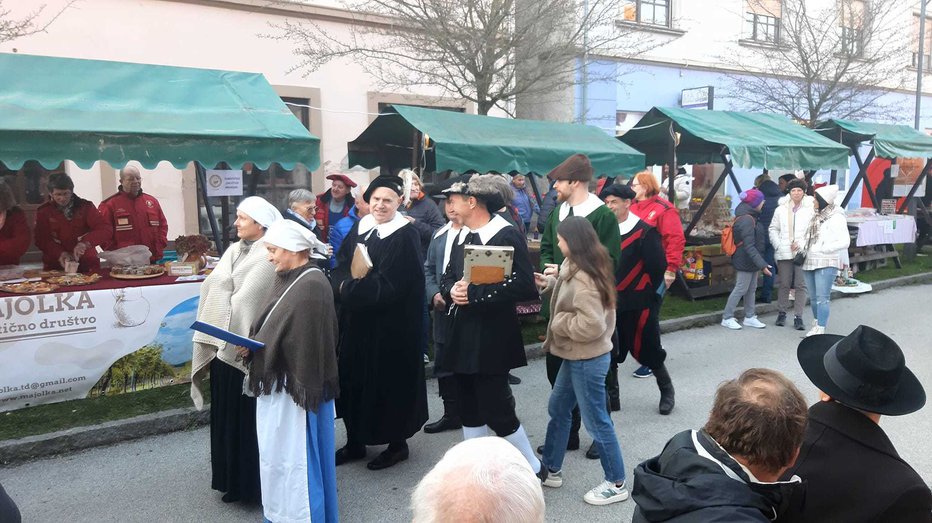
632, 369, 807, 522
282, 188, 325, 240
422, 195, 462, 434
399, 170, 445, 260
439, 174, 542, 475
536, 182, 558, 234
721, 188, 772, 330
331, 175, 429, 471
779, 325, 931, 523
600, 184, 674, 415
755, 176, 783, 303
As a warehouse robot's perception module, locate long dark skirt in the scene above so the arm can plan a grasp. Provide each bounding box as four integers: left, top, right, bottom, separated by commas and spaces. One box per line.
209, 358, 261, 503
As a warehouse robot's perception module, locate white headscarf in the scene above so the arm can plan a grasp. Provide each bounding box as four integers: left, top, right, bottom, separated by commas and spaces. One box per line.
263, 220, 329, 259
237, 196, 282, 227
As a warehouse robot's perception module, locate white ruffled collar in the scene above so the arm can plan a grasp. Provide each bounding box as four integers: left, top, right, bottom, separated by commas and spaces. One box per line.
357, 212, 409, 239
618, 214, 640, 235
457, 214, 511, 245
558, 192, 604, 220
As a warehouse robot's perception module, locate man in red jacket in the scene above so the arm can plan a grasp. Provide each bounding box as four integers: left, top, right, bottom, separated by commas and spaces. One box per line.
315, 173, 356, 242
34, 173, 110, 272
98, 165, 168, 262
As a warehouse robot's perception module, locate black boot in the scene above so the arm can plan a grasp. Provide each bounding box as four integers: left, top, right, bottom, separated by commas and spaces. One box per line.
424, 382, 462, 433
423, 414, 462, 434
654, 364, 675, 415
606, 362, 620, 412
585, 441, 600, 460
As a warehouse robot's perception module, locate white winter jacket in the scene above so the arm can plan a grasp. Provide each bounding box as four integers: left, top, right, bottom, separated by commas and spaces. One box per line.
801, 206, 850, 270
769, 195, 816, 261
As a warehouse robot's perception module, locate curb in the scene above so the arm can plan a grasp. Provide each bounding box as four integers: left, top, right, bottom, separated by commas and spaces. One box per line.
2, 272, 929, 466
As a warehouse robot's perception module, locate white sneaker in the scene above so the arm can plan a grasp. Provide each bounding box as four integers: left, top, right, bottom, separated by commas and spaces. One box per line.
743, 316, 766, 329
584, 480, 629, 506
806, 325, 825, 337
721, 318, 742, 330
541, 468, 563, 488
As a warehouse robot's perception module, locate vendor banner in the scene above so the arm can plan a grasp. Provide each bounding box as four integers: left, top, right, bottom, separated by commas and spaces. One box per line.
0, 282, 201, 412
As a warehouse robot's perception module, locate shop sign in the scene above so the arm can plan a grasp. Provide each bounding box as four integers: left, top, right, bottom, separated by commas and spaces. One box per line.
681, 86, 713, 110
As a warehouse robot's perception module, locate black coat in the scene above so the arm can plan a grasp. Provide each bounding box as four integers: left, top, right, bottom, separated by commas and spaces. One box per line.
405, 197, 445, 261
616, 220, 666, 312
633, 429, 800, 522
731, 202, 768, 272
332, 219, 429, 444
758, 180, 782, 229
779, 401, 932, 523
439, 219, 538, 374
0, 483, 20, 523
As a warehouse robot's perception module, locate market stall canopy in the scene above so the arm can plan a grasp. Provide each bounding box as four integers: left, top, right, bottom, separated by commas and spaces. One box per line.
0, 53, 320, 170
619, 107, 850, 170
815, 119, 932, 160
347, 104, 645, 177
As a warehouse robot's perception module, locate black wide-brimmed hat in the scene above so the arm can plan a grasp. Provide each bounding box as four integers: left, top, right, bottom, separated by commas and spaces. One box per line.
363, 175, 403, 203
798, 325, 926, 416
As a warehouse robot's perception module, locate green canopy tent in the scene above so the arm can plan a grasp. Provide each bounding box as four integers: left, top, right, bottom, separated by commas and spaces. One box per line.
620, 107, 850, 237
0, 53, 321, 251
347, 104, 645, 206
815, 119, 932, 212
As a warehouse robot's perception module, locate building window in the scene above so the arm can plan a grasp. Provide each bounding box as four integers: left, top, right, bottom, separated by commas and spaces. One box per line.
622, 0, 671, 28
913, 15, 932, 71
746, 12, 780, 43
839, 0, 865, 58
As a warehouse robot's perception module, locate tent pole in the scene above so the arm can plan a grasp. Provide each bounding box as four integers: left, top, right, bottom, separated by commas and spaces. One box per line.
529, 173, 544, 208
668, 122, 676, 201
841, 147, 875, 209
195, 162, 224, 255
830, 169, 838, 185
684, 153, 733, 238
897, 158, 932, 213
728, 168, 742, 193
247, 164, 259, 196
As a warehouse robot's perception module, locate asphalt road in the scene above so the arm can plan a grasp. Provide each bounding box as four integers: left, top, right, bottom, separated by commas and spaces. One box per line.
2, 285, 931, 522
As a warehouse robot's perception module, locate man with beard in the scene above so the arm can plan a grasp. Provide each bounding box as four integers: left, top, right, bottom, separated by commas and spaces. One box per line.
99, 165, 168, 262
331, 175, 428, 470
439, 175, 542, 475
539, 154, 621, 459
599, 184, 675, 415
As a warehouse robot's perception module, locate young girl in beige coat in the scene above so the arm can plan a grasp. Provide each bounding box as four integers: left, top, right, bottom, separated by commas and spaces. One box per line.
535, 216, 629, 506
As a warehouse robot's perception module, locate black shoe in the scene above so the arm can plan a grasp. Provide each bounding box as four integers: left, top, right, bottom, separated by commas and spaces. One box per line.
567, 432, 580, 451
585, 442, 600, 460
220, 492, 240, 503
794, 316, 805, 330
776, 312, 786, 326
654, 365, 675, 416
335, 444, 366, 466
423, 415, 462, 434
366, 446, 409, 470
537, 444, 544, 455
508, 373, 522, 385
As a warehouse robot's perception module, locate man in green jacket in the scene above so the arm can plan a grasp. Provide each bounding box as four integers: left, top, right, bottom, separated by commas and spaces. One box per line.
539, 154, 621, 460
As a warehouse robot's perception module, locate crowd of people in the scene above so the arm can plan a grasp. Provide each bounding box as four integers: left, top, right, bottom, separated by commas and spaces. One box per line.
0, 166, 169, 272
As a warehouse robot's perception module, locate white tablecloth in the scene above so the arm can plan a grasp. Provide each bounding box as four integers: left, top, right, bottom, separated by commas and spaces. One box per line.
849, 215, 917, 247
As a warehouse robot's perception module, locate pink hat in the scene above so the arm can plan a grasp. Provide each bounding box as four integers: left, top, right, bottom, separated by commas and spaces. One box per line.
740, 188, 765, 208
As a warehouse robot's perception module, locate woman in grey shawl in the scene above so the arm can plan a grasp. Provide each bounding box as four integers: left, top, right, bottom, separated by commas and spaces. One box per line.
190, 196, 281, 504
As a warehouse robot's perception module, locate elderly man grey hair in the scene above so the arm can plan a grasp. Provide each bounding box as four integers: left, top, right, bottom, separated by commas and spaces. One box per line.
287, 189, 315, 209
411, 437, 545, 523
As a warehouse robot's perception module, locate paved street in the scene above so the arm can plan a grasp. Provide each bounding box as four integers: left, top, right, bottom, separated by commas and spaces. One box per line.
2, 284, 930, 522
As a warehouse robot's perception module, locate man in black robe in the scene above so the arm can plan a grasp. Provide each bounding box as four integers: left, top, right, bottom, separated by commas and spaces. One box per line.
332, 175, 429, 470
439, 175, 543, 475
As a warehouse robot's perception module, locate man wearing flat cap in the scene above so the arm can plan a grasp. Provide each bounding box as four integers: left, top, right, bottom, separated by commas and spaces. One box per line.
779, 325, 931, 522
540, 154, 621, 458
315, 173, 357, 242
438, 174, 542, 476
330, 175, 428, 471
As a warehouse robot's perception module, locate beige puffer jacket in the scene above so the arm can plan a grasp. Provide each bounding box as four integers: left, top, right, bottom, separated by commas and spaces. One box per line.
541, 260, 615, 361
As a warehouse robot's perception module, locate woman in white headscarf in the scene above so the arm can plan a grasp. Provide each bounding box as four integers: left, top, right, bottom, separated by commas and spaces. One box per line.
190, 196, 281, 504
244, 219, 338, 523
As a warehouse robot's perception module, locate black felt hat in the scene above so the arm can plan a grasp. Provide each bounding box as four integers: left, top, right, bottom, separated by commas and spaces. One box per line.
599, 184, 636, 201
363, 175, 403, 203
798, 325, 926, 416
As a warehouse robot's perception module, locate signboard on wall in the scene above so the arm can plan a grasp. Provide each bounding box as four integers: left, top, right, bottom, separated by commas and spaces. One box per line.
681, 86, 714, 110
205, 169, 243, 197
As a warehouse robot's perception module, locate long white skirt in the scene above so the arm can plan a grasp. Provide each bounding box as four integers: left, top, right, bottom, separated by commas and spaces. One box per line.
256, 392, 337, 523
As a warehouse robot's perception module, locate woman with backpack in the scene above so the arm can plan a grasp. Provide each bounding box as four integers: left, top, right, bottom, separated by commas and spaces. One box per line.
721, 188, 773, 330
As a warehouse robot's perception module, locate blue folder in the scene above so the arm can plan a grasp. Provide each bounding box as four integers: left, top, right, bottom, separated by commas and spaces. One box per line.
190, 320, 265, 351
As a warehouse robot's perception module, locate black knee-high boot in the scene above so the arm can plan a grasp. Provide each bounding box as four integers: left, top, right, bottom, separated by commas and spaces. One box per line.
606, 362, 620, 412
653, 364, 675, 415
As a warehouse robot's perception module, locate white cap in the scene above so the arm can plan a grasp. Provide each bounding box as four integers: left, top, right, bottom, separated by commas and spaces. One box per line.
815, 185, 840, 205
237, 196, 282, 227
263, 220, 329, 259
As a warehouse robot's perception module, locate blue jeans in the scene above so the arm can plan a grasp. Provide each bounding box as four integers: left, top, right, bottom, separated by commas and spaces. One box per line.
542, 352, 626, 483
803, 267, 837, 327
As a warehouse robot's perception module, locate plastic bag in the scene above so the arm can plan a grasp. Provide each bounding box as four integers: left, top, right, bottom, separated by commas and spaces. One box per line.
99, 245, 153, 266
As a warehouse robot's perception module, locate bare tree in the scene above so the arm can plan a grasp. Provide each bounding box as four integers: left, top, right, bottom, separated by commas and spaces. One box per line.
0, 1, 72, 44
725, 0, 910, 127
271, 0, 653, 115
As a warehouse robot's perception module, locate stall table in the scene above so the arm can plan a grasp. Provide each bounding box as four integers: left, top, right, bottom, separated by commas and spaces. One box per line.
0, 270, 202, 412
846, 215, 916, 271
